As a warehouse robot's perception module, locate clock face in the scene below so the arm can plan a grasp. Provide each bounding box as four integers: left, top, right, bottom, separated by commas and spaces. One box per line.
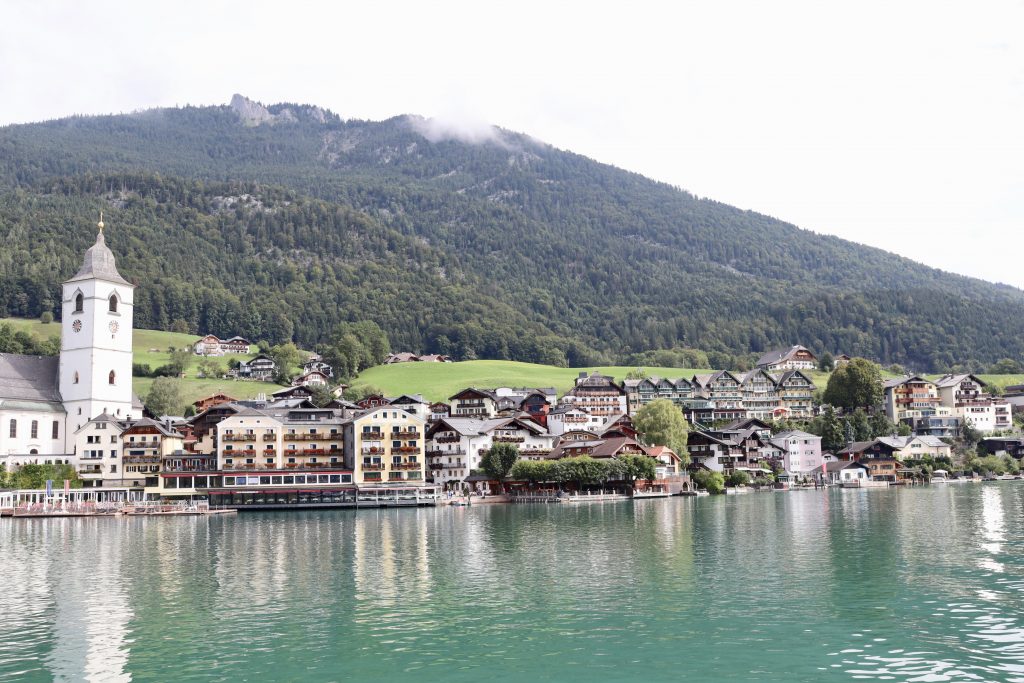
72, 319, 82, 333
109, 321, 120, 334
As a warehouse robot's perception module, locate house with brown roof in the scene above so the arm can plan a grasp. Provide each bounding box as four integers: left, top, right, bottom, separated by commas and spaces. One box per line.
755, 345, 817, 372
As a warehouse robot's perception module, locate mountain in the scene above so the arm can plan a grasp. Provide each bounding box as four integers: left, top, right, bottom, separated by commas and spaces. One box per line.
0, 94, 1020, 373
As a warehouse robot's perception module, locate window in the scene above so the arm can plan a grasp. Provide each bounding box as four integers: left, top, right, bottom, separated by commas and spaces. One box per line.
73, 371, 79, 384
108, 294, 118, 312
108, 370, 116, 385
74, 293, 84, 313
110, 465, 117, 473
8, 419, 15, 438
52, 421, 59, 439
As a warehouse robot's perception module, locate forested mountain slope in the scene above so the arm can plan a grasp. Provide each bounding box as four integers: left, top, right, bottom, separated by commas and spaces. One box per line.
0, 96, 1019, 371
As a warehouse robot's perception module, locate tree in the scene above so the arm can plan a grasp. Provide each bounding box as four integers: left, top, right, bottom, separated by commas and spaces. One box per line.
868, 411, 898, 438
269, 342, 303, 383
343, 384, 385, 402
554, 456, 607, 488
625, 367, 649, 380
145, 377, 184, 416
170, 318, 191, 334
480, 443, 520, 491
692, 469, 725, 494
822, 358, 883, 410
39, 311, 53, 324
617, 454, 657, 488
196, 357, 224, 379
989, 358, 1022, 375
811, 405, 846, 452
633, 399, 690, 463
167, 346, 193, 377
849, 408, 872, 442
8, 463, 82, 489
510, 460, 556, 485
307, 384, 335, 407
817, 352, 834, 372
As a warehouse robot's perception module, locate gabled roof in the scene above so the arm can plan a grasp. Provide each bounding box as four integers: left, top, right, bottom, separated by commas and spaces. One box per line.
825, 460, 869, 473
390, 394, 428, 405
934, 373, 987, 389
721, 417, 771, 431
449, 387, 498, 401
0, 354, 61, 403
756, 345, 815, 367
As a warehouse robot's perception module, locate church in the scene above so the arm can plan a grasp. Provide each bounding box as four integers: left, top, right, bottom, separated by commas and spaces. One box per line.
0, 216, 143, 461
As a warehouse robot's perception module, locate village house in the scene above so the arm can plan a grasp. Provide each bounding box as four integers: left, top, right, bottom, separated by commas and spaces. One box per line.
824, 460, 870, 486
119, 418, 185, 488
934, 374, 1012, 433
547, 403, 602, 436
291, 369, 330, 388
302, 356, 333, 377
193, 335, 253, 356
193, 393, 237, 413
449, 388, 500, 418
425, 416, 554, 487
235, 354, 277, 381
837, 440, 903, 482
756, 345, 817, 372
72, 412, 129, 485
766, 430, 823, 483
560, 372, 628, 418
883, 375, 949, 428
343, 407, 426, 487
691, 371, 746, 423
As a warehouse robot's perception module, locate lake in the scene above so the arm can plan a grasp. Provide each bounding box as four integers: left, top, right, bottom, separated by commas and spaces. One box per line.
2, 483, 1024, 682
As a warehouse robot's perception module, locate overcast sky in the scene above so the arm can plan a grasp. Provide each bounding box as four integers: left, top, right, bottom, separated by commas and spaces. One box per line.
2, 1, 1022, 287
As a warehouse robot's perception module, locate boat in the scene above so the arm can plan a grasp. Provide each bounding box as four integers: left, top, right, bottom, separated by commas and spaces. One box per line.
931, 469, 950, 484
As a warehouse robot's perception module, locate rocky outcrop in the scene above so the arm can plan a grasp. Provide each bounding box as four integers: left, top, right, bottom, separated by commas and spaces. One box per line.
230, 94, 275, 126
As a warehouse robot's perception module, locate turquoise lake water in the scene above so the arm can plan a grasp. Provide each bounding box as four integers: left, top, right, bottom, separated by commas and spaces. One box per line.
2, 483, 1024, 682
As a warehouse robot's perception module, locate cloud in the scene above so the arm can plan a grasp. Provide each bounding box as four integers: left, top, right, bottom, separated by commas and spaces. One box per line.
406, 114, 512, 149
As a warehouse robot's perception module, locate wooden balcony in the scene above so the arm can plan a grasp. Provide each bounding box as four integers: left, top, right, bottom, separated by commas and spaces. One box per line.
392, 462, 421, 470
221, 433, 254, 442
263, 434, 277, 441
393, 446, 420, 454
392, 430, 420, 439
362, 463, 385, 471
360, 431, 384, 440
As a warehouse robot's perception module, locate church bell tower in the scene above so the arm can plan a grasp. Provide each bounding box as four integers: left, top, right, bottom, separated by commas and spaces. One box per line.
59, 214, 138, 437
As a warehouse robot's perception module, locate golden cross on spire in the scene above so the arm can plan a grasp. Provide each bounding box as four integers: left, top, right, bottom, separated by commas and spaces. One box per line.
98, 210, 105, 233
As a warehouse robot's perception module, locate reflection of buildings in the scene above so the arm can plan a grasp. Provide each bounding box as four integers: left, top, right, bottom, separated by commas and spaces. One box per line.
45, 520, 133, 682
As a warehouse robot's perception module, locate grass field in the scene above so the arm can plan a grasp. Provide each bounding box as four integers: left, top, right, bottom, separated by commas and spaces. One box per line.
2, 317, 280, 407
354, 361, 713, 402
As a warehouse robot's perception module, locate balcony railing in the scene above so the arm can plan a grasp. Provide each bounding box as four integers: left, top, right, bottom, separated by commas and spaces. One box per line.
222, 433, 257, 442
393, 446, 420, 454
284, 433, 337, 441
360, 431, 384, 440
427, 449, 466, 457
362, 463, 385, 471
493, 435, 525, 443
362, 447, 385, 455
435, 435, 460, 443
391, 462, 421, 470
391, 430, 420, 439
263, 434, 277, 441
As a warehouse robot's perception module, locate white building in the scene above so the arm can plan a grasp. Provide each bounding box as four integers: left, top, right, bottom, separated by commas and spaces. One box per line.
0, 217, 142, 463
768, 430, 824, 482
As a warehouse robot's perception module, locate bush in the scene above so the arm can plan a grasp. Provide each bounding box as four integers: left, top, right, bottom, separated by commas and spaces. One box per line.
725, 470, 750, 487
693, 469, 725, 494
40, 311, 53, 324
133, 363, 153, 377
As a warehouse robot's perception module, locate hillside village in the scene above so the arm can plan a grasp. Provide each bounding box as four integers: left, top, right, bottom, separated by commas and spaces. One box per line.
2, 222, 1023, 508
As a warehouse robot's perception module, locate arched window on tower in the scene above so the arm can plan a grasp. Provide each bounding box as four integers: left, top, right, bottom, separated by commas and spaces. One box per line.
73, 371, 79, 384
74, 293, 84, 313
108, 370, 116, 385
109, 294, 118, 313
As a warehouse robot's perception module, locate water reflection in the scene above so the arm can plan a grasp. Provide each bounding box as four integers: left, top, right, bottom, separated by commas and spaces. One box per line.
2, 485, 1024, 682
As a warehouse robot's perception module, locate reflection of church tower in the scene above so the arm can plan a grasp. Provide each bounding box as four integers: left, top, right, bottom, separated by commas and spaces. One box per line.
59, 214, 137, 441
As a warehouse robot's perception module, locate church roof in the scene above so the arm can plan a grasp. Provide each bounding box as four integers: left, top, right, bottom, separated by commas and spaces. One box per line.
0, 353, 62, 403
65, 226, 132, 286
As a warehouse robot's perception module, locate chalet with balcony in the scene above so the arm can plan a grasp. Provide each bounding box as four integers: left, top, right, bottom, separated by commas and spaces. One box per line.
236, 354, 277, 381
766, 430, 823, 483
692, 371, 746, 422
623, 376, 696, 414
449, 388, 499, 418
120, 418, 185, 487
755, 345, 817, 372
773, 370, 815, 419
193, 393, 237, 413
425, 416, 555, 486
934, 374, 1012, 433
547, 403, 599, 436
737, 369, 780, 420
883, 376, 942, 423
837, 440, 902, 482
291, 370, 330, 387
561, 372, 627, 417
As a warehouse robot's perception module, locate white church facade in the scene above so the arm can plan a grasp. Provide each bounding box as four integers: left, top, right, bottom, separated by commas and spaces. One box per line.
0, 216, 143, 463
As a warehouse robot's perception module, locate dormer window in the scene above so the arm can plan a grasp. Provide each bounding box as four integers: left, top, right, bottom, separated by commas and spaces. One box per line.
108, 294, 118, 313
74, 293, 84, 313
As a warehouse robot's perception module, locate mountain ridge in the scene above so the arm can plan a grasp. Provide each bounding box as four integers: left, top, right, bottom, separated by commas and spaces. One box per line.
0, 96, 1020, 373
